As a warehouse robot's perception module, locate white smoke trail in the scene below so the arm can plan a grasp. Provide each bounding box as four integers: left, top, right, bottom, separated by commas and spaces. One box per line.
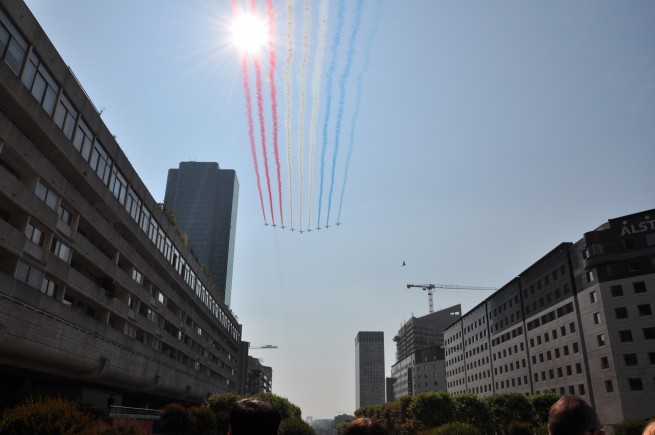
284, 0, 294, 230
297, 0, 311, 231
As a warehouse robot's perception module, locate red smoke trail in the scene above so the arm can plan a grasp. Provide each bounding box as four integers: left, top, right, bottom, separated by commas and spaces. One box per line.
241, 57, 267, 224
267, 0, 283, 227
250, 0, 275, 226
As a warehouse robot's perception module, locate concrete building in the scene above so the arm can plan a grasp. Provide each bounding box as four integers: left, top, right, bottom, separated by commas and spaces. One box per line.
164, 162, 238, 307
444, 209, 655, 425
0, 1, 243, 411
355, 331, 385, 409
390, 305, 461, 399
245, 356, 272, 396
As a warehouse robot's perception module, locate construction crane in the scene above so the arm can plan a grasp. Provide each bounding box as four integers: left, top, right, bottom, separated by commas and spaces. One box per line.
406, 283, 497, 313
248, 344, 278, 349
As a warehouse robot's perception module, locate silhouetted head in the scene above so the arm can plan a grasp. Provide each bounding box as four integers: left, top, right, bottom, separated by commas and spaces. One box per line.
343, 417, 387, 435
548, 395, 602, 435
228, 398, 281, 435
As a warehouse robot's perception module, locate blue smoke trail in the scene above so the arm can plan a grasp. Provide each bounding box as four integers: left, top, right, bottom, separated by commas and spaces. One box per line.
336, 0, 382, 224
316, 0, 345, 229
326, 0, 364, 226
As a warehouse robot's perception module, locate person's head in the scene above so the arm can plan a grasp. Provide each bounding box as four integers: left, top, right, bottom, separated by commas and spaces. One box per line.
228, 398, 281, 435
548, 395, 602, 435
343, 418, 387, 435
643, 421, 655, 435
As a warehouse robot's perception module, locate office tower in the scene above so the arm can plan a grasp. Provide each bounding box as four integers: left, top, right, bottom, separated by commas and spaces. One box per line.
164, 162, 238, 306
444, 209, 655, 426
390, 305, 461, 398
355, 331, 385, 409
0, 1, 242, 410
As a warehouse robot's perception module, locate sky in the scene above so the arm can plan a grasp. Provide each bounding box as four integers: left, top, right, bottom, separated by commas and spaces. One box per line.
24, 0, 655, 420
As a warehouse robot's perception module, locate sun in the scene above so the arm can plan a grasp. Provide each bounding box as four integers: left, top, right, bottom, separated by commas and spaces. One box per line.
231, 13, 269, 55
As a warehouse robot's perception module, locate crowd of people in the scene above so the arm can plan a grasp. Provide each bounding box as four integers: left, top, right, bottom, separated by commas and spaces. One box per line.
226, 395, 654, 435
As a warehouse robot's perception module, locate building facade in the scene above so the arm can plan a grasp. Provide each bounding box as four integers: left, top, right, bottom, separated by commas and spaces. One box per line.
355, 331, 385, 409
245, 356, 272, 396
444, 209, 655, 425
164, 162, 238, 307
0, 1, 242, 411
390, 305, 461, 399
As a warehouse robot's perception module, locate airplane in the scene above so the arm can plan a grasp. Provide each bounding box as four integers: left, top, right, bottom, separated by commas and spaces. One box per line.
264, 222, 269, 226
281, 225, 285, 229
272, 223, 276, 228
316, 227, 321, 231
402, 261, 406, 266
336, 222, 341, 226
325, 224, 330, 229
299, 230, 304, 234
290, 227, 295, 232
307, 228, 312, 232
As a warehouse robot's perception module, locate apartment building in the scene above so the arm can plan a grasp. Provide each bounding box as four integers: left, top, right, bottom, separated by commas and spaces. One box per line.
444, 209, 655, 425
0, 1, 242, 410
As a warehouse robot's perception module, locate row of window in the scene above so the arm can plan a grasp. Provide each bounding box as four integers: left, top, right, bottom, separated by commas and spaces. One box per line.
1, 8, 240, 342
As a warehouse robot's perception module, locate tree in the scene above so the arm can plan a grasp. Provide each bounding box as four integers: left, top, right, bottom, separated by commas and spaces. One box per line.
409, 392, 456, 430
528, 391, 559, 427
257, 392, 302, 420
278, 417, 316, 435
160, 403, 191, 435
484, 394, 532, 435
0, 396, 97, 435
206, 392, 243, 434
452, 394, 493, 435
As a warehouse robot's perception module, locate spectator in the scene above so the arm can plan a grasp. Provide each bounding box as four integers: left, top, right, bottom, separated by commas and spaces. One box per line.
548, 395, 602, 435
228, 398, 281, 435
643, 421, 655, 435
343, 417, 387, 435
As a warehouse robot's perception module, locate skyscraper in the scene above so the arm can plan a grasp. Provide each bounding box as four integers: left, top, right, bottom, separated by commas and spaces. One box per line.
164, 162, 238, 306
355, 331, 385, 409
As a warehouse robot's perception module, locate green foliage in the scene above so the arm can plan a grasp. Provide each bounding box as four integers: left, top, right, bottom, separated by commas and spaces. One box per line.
257, 392, 302, 420
614, 419, 648, 435
534, 423, 548, 435
452, 394, 493, 435
0, 396, 97, 435
189, 406, 217, 435
410, 392, 456, 429
422, 422, 483, 435
278, 417, 316, 435
160, 403, 191, 435
484, 394, 532, 435
507, 421, 533, 435
94, 419, 149, 435
528, 391, 559, 427
206, 392, 243, 434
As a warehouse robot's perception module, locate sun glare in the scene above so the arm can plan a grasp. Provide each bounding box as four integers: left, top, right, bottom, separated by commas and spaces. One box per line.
231, 13, 269, 55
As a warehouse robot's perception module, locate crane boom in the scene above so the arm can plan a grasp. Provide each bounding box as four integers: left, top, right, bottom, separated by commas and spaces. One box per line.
406, 283, 497, 313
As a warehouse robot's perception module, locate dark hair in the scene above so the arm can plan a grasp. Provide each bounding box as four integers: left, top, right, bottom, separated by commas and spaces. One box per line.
343, 418, 387, 435
548, 395, 601, 435
228, 398, 281, 435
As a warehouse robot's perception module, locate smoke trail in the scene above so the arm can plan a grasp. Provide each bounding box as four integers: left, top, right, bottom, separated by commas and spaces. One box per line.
284, 0, 294, 230
254, 57, 275, 226
297, 0, 311, 231
326, 0, 363, 225
306, 0, 329, 231
267, 0, 283, 227
337, 0, 382, 223
317, 0, 346, 229
241, 56, 267, 224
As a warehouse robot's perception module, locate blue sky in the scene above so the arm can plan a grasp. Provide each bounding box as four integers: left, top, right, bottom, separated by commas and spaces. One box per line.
24, 0, 655, 419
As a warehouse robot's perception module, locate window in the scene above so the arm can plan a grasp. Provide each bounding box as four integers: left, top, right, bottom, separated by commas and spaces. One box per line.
21, 52, 59, 115
132, 269, 144, 285
58, 203, 73, 226
25, 222, 45, 246
593, 313, 601, 324
619, 330, 634, 342
89, 140, 112, 185
644, 327, 655, 340
50, 238, 71, 263
573, 342, 579, 353
40, 277, 58, 297
624, 354, 638, 366
586, 270, 594, 282
597, 334, 605, 346
605, 380, 613, 392
563, 345, 569, 356
0, 11, 28, 74
53, 94, 78, 139
590, 291, 597, 303
633, 281, 647, 293
611, 285, 624, 297
629, 378, 644, 391
601, 357, 609, 369
578, 384, 585, 395
109, 165, 127, 205
566, 365, 572, 376
570, 322, 576, 333
628, 260, 641, 272
576, 363, 582, 374
15, 260, 43, 289
638, 304, 652, 316
649, 352, 655, 364
615, 307, 628, 319
35, 180, 59, 210
73, 119, 94, 160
